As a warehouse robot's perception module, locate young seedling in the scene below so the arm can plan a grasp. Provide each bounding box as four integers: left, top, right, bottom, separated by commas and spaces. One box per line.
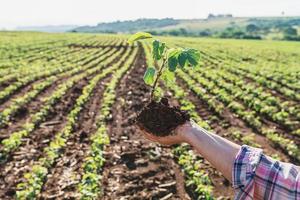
128, 32, 201, 137
128, 32, 200, 101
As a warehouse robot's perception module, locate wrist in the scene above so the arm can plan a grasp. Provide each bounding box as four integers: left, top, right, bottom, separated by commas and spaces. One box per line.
175, 120, 201, 144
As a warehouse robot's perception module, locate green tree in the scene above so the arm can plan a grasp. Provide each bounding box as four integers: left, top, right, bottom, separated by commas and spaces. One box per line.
246, 24, 259, 33
283, 27, 297, 36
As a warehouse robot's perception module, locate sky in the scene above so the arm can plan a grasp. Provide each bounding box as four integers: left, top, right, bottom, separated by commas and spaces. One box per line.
1, 0, 300, 29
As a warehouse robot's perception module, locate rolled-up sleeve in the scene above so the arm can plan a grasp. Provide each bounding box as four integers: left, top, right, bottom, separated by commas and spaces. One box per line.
232, 145, 300, 200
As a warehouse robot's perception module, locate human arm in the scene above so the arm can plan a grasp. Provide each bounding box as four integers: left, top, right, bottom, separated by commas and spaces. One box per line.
142, 120, 241, 181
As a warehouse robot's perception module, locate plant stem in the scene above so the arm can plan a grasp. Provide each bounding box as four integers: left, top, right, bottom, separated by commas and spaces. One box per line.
150, 57, 167, 100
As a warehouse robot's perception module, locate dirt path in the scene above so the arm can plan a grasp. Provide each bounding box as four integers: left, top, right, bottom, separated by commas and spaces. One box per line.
101, 48, 190, 200
39, 76, 108, 199
39, 48, 134, 199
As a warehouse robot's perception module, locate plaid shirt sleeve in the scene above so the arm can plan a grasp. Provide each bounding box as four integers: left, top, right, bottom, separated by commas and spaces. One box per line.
232, 145, 300, 200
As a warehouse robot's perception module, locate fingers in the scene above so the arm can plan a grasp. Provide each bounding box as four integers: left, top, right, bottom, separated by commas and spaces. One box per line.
141, 130, 168, 144
142, 130, 158, 142
138, 125, 181, 146
142, 130, 179, 146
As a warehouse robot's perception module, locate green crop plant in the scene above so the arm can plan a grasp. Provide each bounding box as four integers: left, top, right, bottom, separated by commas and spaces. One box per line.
128, 32, 200, 101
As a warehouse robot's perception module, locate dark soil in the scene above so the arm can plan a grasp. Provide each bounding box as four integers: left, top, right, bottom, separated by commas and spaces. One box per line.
136, 98, 190, 137
39, 48, 133, 199
39, 75, 108, 200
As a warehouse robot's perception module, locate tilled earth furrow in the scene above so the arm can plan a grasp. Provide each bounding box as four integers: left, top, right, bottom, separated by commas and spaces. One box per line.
101, 49, 190, 200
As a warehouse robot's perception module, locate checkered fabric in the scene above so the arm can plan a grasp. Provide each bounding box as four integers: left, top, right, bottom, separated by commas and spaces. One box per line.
232, 145, 300, 200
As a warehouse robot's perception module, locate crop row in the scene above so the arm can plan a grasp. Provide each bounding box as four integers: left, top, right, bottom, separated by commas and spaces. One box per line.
177, 68, 300, 161
0, 47, 117, 128
15, 46, 134, 199
0, 35, 124, 78
0, 34, 110, 62
0, 37, 122, 85
166, 82, 214, 200
0, 37, 87, 71
0, 46, 82, 84
0, 37, 70, 61
209, 48, 300, 91
0, 45, 85, 79
0, 43, 122, 103
0, 48, 99, 101
78, 47, 138, 199
167, 38, 299, 100
200, 49, 300, 101
0, 46, 100, 93
192, 64, 299, 131
167, 39, 300, 130
209, 66, 299, 119
0, 47, 125, 161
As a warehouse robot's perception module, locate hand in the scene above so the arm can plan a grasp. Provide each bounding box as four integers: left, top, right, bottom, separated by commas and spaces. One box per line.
139, 121, 192, 146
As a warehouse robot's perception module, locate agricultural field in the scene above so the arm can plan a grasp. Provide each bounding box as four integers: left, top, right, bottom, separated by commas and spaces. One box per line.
0, 31, 299, 200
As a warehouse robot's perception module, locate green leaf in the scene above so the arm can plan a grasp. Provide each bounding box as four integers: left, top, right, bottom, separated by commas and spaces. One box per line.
186, 49, 200, 66
143, 67, 156, 85
178, 51, 188, 68
168, 56, 178, 72
152, 40, 166, 61
161, 68, 175, 85
167, 48, 181, 72
152, 40, 161, 60
168, 48, 181, 57
127, 32, 152, 44
159, 42, 166, 55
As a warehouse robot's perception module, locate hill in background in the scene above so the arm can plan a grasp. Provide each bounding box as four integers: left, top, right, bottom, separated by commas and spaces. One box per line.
72, 18, 179, 33
71, 15, 300, 41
